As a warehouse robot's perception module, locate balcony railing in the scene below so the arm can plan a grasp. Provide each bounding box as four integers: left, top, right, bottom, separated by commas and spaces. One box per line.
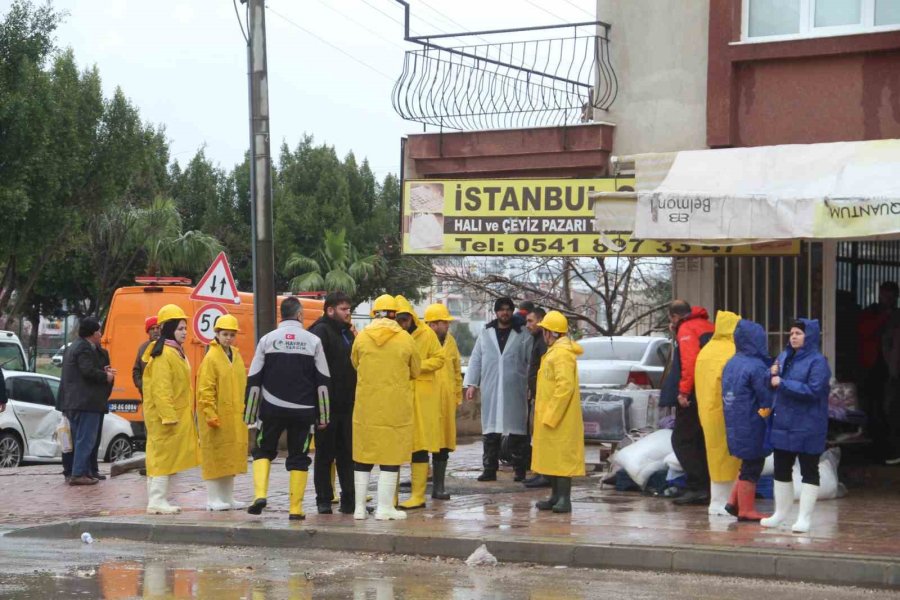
392, 1, 617, 131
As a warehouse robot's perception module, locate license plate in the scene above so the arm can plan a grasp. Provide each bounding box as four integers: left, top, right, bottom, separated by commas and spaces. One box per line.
109, 401, 139, 414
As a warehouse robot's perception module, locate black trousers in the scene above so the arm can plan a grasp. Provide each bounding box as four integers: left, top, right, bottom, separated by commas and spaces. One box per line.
313, 413, 354, 506
483, 433, 528, 472
252, 417, 314, 471
672, 398, 709, 492
773, 449, 820, 485
739, 457, 766, 483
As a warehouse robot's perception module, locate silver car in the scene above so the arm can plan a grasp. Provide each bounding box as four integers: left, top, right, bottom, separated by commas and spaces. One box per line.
577, 336, 671, 389
0, 370, 134, 468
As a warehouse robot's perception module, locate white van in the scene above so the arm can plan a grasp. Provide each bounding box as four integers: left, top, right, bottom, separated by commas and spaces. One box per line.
0, 331, 28, 372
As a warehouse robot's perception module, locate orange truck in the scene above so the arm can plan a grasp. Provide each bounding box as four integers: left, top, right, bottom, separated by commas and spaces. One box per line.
102, 282, 323, 440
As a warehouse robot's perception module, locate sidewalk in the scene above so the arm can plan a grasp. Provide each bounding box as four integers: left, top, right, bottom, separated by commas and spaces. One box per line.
3, 441, 899, 588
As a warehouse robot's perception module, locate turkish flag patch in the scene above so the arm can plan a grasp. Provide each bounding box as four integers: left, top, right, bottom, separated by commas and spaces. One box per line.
286, 334, 296, 340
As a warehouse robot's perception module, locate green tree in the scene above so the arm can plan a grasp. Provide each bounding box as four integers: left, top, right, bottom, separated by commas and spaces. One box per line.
451, 321, 476, 357
284, 229, 383, 297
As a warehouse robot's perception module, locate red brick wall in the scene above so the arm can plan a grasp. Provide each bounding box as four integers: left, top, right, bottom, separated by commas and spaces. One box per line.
708, 0, 900, 148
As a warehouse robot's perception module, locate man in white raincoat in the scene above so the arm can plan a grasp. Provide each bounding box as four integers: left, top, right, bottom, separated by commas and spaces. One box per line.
464, 297, 531, 481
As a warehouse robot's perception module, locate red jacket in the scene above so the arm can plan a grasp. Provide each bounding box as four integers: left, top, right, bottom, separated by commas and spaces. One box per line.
676, 307, 714, 396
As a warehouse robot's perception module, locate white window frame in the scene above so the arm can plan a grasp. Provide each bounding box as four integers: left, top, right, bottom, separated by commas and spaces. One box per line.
740, 0, 900, 43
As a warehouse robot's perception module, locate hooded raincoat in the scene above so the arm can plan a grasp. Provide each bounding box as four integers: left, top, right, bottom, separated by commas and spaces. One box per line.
694, 311, 743, 482
722, 320, 774, 459
463, 318, 530, 435
397, 297, 446, 454
351, 318, 421, 465
532, 336, 586, 477
437, 332, 463, 451
142, 344, 200, 477
770, 319, 832, 455
196, 340, 249, 480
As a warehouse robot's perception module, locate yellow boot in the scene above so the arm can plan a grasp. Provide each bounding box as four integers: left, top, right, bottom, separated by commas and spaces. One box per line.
289, 470, 308, 521
247, 459, 271, 515
399, 462, 428, 510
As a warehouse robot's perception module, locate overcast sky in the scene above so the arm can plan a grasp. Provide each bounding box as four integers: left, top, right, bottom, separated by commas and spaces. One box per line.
14, 0, 597, 181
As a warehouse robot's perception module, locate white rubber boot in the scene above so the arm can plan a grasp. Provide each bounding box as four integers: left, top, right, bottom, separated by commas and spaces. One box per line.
791, 483, 819, 533
353, 470, 370, 521
224, 476, 246, 510
206, 477, 232, 511
147, 476, 181, 515
760, 480, 793, 528
707, 480, 734, 516
374, 471, 407, 521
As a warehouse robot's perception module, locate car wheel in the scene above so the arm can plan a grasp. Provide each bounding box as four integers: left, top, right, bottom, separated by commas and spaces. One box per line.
105, 435, 133, 463
0, 432, 24, 468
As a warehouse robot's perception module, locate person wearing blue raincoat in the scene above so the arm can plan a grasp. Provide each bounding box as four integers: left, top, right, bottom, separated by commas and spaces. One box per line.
761, 318, 831, 534
722, 320, 773, 522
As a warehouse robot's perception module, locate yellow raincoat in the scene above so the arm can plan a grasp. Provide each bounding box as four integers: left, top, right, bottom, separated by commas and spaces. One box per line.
196, 341, 249, 480
436, 332, 463, 451
142, 344, 200, 477
409, 320, 445, 453
351, 318, 421, 465
532, 336, 586, 477
695, 310, 742, 482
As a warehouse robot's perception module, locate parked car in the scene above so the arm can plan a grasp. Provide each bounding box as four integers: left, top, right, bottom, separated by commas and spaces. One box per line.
0, 370, 134, 468
0, 330, 28, 372
51, 343, 71, 367
576, 336, 671, 389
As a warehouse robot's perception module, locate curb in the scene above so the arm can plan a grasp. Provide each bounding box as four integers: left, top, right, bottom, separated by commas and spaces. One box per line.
7, 519, 899, 589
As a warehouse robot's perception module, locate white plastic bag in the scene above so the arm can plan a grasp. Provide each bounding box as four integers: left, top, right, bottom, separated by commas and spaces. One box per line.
56, 415, 72, 453
612, 429, 673, 487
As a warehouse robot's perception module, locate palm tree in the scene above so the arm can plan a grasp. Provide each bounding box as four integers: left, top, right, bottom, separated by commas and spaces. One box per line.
284, 229, 383, 297
140, 197, 223, 277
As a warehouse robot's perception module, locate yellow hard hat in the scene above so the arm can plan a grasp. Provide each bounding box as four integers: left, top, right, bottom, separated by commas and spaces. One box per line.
157, 304, 189, 324
423, 303, 454, 323
214, 314, 240, 332
371, 294, 398, 316
394, 295, 415, 316
538, 310, 568, 334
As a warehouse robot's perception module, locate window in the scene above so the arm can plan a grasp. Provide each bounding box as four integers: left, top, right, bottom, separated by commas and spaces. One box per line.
8, 377, 55, 406
744, 0, 900, 40
0, 342, 26, 371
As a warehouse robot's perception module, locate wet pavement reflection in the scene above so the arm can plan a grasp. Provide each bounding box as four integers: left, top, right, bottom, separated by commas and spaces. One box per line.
1, 538, 898, 600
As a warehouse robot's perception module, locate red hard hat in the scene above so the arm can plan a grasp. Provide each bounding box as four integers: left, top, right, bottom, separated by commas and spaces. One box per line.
145, 316, 159, 333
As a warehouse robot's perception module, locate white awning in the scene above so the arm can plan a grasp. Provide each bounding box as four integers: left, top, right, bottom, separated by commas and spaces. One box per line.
628, 139, 900, 242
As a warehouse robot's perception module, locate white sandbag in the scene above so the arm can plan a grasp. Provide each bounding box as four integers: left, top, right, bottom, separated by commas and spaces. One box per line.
762, 454, 775, 476
663, 452, 681, 471
792, 447, 843, 500
637, 459, 667, 487
612, 429, 673, 487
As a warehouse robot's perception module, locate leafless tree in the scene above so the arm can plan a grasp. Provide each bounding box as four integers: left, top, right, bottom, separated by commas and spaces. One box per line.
436, 256, 672, 336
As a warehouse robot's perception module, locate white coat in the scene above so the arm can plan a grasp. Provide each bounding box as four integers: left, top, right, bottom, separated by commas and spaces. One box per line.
463, 321, 530, 435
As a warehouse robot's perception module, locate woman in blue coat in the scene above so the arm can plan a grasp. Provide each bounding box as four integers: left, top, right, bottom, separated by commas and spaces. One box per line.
760, 319, 831, 534
722, 320, 773, 522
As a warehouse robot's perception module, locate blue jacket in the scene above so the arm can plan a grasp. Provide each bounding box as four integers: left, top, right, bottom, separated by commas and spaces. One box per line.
770, 319, 832, 455
722, 320, 773, 459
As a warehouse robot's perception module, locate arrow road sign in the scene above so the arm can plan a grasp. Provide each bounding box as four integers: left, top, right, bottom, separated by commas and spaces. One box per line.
190, 252, 241, 305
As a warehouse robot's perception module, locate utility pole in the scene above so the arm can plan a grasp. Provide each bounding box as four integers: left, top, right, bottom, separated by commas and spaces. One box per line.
246, 0, 276, 341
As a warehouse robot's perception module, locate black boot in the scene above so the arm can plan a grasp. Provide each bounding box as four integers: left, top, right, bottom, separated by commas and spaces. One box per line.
524, 474, 552, 488
508, 434, 528, 482
478, 434, 500, 481
673, 488, 710, 506
431, 460, 451, 500
552, 477, 572, 513
535, 477, 558, 510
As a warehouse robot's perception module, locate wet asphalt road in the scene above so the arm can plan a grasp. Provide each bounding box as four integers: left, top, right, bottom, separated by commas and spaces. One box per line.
0, 537, 897, 599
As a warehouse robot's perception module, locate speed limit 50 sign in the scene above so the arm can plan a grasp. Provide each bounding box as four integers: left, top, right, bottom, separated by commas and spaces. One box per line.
192, 303, 229, 345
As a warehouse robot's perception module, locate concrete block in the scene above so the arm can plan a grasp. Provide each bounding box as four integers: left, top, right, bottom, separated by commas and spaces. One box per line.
672, 549, 777, 578
572, 544, 673, 571
488, 539, 574, 565
392, 534, 482, 560
775, 555, 890, 588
